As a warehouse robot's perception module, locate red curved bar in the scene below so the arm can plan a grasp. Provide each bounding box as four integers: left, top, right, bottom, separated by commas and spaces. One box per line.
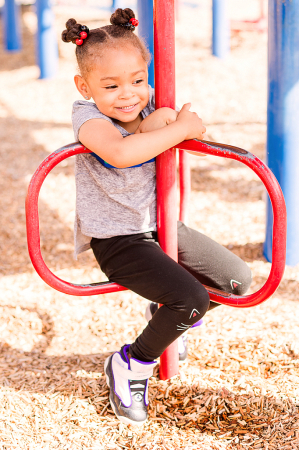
26, 140, 286, 307
26, 143, 128, 296
177, 139, 286, 307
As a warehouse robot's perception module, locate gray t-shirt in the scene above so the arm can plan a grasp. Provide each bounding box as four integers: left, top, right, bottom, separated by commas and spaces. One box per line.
72, 86, 156, 257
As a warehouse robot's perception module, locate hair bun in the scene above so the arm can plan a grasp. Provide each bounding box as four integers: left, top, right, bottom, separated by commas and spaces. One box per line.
61, 18, 82, 43
110, 8, 135, 27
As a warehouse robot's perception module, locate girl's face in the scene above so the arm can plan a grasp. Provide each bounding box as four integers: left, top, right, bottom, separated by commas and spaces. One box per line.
76, 45, 149, 130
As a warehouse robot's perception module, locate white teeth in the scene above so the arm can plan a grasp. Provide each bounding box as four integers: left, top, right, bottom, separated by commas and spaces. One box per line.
119, 104, 136, 110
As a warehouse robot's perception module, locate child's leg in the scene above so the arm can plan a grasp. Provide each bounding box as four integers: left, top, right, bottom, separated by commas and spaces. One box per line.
177, 221, 252, 310
91, 231, 210, 363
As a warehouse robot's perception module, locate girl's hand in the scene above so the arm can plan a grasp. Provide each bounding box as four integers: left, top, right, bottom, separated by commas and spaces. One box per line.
177, 103, 206, 141
135, 107, 178, 134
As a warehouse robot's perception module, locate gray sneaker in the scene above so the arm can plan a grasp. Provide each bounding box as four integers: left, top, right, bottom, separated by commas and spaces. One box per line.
104, 344, 157, 426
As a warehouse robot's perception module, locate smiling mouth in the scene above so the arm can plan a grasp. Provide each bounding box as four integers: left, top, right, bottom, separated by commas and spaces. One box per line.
116, 103, 139, 112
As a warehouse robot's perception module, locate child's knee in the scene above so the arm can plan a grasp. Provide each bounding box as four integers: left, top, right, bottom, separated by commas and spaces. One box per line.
185, 284, 210, 323
229, 262, 252, 295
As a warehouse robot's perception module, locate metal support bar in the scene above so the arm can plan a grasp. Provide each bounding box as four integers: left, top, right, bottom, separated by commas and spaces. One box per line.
112, 0, 127, 10
212, 0, 230, 58
3, 0, 21, 51
36, 0, 58, 79
154, 0, 179, 381
137, 0, 154, 88
265, 0, 299, 266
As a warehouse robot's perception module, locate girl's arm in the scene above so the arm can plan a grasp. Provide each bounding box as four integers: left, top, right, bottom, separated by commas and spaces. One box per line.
136, 107, 207, 157
79, 103, 206, 168
135, 107, 179, 134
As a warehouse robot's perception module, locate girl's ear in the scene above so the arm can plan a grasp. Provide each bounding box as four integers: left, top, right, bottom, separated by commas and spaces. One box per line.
74, 75, 91, 100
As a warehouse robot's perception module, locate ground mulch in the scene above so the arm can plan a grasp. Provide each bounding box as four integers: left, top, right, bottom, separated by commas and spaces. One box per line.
0, 1, 298, 449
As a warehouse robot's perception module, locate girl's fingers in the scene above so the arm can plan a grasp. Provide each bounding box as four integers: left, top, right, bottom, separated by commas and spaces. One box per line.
180, 103, 191, 112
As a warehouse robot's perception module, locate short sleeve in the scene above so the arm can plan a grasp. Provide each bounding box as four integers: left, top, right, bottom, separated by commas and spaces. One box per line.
140, 85, 156, 119
72, 100, 113, 141
148, 85, 155, 112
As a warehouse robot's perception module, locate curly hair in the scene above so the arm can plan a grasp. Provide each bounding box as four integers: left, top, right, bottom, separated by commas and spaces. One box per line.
61, 8, 150, 77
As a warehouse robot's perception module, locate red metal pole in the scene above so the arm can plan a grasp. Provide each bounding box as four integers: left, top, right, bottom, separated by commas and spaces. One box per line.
154, 0, 179, 380
179, 150, 191, 224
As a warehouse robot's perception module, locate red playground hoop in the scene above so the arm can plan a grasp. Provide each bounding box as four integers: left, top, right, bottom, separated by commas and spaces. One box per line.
26, 139, 286, 307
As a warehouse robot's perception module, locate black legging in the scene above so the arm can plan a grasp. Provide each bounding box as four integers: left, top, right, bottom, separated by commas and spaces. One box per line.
91, 222, 252, 362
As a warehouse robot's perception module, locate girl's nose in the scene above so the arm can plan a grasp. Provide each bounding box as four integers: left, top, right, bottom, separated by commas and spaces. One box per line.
119, 86, 134, 99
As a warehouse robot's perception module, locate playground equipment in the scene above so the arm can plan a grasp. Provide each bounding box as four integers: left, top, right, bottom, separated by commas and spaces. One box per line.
212, 0, 230, 59
211, 0, 299, 265
36, 0, 59, 79
26, 144, 286, 377
265, 0, 299, 267
3, 0, 58, 78
212, 0, 267, 58
137, 0, 154, 87
26, 0, 286, 380
112, 0, 130, 10
3, 0, 22, 51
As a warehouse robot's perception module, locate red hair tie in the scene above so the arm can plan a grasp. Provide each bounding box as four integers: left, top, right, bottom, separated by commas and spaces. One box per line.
130, 18, 139, 27
76, 25, 89, 46
120, 18, 139, 31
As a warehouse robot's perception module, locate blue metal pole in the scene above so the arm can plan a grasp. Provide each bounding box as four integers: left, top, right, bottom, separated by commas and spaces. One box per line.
137, 0, 154, 87
265, 0, 299, 266
36, 0, 58, 79
212, 0, 230, 58
3, 0, 22, 51
112, 0, 127, 10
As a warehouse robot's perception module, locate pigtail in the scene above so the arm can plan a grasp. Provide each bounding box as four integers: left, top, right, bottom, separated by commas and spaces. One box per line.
62, 19, 81, 43
110, 8, 135, 26
62, 18, 89, 46
110, 8, 139, 31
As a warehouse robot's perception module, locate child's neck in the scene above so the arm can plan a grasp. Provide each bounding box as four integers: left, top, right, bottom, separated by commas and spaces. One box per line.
115, 113, 143, 134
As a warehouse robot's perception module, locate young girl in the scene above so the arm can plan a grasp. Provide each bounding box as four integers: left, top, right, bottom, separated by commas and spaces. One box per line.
62, 8, 252, 427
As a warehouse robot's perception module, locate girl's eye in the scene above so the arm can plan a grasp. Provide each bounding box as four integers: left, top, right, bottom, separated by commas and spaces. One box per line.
134, 79, 144, 85
105, 85, 118, 90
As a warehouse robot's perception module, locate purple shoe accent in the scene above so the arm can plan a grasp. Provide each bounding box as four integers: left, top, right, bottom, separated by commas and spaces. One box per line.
119, 344, 131, 367
191, 318, 204, 328
117, 345, 132, 405
120, 344, 157, 367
